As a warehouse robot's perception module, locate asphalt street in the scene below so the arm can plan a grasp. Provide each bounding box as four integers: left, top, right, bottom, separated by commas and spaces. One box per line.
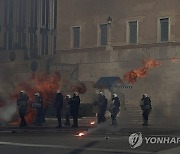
0, 118, 180, 154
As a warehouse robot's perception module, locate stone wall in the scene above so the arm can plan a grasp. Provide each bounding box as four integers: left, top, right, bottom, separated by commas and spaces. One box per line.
57, 0, 180, 50
55, 44, 180, 119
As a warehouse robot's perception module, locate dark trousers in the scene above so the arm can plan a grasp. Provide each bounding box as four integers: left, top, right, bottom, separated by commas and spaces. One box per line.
111, 108, 119, 125
97, 114, 104, 124
111, 113, 118, 126
142, 110, 150, 125
56, 108, 62, 127
57, 115, 62, 127
98, 110, 106, 124
35, 108, 43, 126
102, 111, 106, 122
19, 113, 27, 127
65, 110, 70, 125
72, 115, 78, 127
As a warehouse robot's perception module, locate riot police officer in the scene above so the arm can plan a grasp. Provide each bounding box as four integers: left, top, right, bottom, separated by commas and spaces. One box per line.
140, 94, 152, 126
94, 91, 107, 124
17, 90, 29, 127
110, 94, 120, 126
70, 92, 80, 128
64, 94, 71, 126
53, 90, 63, 128
33, 93, 43, 126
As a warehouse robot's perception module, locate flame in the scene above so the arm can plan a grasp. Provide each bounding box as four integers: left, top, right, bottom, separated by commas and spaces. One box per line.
75, 132, 85, 137
90, 121, 95, 125
12, 72, 61, 124
124, 59, 161, 83
143, 59, 161, 68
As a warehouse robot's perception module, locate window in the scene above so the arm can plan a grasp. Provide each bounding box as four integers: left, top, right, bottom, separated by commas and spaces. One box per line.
73, 27, 80, 48
17, 0, 26, 48
4, 0, 14, 50
160, 18, 169, 42
100, 24, 107, 46
41, 34, 48, 55
42, 0, 49, 28
128, 21, 138, 44
30, 0, 37, 28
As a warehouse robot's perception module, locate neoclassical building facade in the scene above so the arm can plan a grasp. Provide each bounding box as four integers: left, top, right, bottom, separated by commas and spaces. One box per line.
0, 0, 180, 123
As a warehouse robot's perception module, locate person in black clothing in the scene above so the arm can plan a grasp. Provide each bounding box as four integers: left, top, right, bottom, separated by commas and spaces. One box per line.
17, 90, 29, 127
140, 94, 152, 126
94, 91, 107, 124
64, 94, 71, 126
33, 93, 43, 126
70, 92, 80, 128
110, 94, 120, 126
53, 90, 63, 128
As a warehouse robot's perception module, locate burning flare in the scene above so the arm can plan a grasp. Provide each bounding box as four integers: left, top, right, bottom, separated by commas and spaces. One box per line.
90, 121, 95, 125
124, 59, 161, 84
75, 132, 85, 137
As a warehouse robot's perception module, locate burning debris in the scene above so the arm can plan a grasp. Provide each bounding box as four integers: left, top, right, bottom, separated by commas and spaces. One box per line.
12, 72, 62, 124
75, 132, 86, 137
124, 59, 161, 83
90, 121, 95, 125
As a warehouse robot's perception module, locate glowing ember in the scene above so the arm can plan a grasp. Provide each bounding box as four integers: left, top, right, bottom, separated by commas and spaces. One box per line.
79, 133, 84, 136
124, 59, 161, 83
75, 132, 85, 137
90, 121, 95, 125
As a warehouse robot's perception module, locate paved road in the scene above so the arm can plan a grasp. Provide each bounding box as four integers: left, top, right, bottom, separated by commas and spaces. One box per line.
0, 118, 180, 154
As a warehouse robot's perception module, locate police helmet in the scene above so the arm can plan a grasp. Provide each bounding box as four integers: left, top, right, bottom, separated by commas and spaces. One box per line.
99, 91, 104, 95
57, 90, 61, 93
20, 90, 25, 94
143, 94, 148, 98
35, 93, 40, 96
112, 93, 118, 98
66, 94, 71, 98
74, 92, 79, 96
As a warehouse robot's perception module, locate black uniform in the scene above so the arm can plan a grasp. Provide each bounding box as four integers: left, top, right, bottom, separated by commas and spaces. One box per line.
110, 97, 120, 126
140, 96, 152, 126
96, 94, 107, 124
64, 96, 71, 126
33, 94, 43, 126
54, 92, 63, 128
17, 92, 29, 127
70, 94, 80, 128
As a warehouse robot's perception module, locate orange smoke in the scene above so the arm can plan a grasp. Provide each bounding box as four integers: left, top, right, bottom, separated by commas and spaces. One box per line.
14, 72, 61, 124
71, 82, 87, 94
124, 59, 161, 84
